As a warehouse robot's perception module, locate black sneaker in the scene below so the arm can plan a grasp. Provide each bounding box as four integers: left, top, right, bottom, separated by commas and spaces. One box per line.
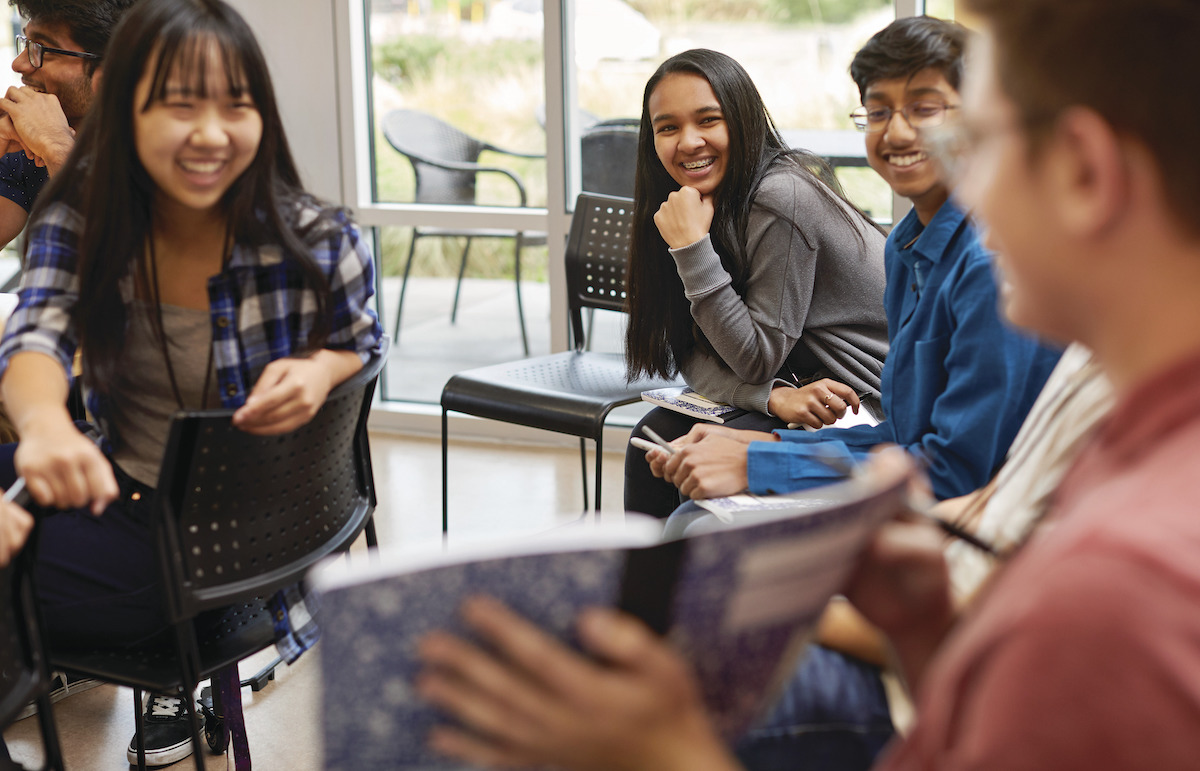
126, 692, 195, 767
16, 671, 103, 720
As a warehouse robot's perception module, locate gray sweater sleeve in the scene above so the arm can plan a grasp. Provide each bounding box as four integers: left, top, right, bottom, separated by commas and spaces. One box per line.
671, 169, 888, 412
679, 347, 784, 413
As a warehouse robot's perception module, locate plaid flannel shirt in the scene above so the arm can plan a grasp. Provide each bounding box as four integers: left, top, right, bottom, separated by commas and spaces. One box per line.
0, 200, 384, 663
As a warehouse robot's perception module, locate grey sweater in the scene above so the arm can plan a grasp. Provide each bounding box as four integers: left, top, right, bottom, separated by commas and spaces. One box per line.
671, 168, 888, 414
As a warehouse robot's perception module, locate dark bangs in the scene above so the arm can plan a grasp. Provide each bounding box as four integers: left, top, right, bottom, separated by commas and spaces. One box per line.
139, 31, 253, 108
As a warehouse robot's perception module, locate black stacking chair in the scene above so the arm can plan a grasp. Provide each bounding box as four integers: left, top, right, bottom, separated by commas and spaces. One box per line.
581, 127, 639, 199
46, 341, 387, 771
440, 194, 682, 531
382, 109, 547, 356
0, 535, 64, 771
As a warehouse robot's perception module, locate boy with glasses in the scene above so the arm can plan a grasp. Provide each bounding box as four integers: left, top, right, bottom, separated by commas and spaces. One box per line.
0, 0, 135, 248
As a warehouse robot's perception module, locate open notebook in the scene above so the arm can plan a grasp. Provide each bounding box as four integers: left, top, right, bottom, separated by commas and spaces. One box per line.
312, 449, 914, 770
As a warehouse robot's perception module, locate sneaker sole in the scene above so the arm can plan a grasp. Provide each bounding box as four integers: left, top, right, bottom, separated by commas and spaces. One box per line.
126, 736, 195, 767
14, 676, 104, 721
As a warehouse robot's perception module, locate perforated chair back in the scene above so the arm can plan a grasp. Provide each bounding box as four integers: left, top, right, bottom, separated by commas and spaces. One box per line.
564, 193, 637, 348
381, 109, 488, 206
580, 129, 638, 199
440, 196, 683, 525
1, 548, 65, 770
155, 345, 385, 621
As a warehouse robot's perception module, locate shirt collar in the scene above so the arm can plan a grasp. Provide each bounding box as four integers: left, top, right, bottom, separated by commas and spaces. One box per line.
891, 199, 969, 267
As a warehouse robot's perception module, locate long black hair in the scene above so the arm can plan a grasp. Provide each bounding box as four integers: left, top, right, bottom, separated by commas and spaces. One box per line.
27, 0, 337, 395
624, 49, 878, 381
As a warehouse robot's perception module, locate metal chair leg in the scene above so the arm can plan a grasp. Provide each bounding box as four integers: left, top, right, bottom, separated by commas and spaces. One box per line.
514, 233, 529, 356
594, 437, 604, 514
450, 237, 473, 323
442, 408, 450, 535
183, 685, 206, 771
394, 230, 422, 342
578, 438, 589, 512
133, 686, 146, 771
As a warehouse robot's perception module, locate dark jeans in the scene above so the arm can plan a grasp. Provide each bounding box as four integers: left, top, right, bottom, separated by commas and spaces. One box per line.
0, 441, 170, 650
735, 645, 895, 771
624, 407, 787, 519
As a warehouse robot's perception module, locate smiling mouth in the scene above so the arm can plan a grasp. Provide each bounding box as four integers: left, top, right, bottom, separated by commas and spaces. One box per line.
682, 158, 715, 171
179, 159, 225, 174
887, 151, 928, 168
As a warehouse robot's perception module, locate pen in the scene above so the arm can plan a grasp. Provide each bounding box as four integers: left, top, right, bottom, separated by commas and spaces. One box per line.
640, 426, 678, 456
3, 477, 29, 508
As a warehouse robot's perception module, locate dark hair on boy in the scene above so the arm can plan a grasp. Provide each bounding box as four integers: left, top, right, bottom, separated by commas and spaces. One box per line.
964, 0, 1200, 237
10, 0, 139, 75
849, 15, 968, 103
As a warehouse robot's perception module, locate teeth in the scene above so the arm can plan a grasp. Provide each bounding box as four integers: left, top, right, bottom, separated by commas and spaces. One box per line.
889, 152, 927, 168
180, 160, 223, 174
682, 158, 714, 170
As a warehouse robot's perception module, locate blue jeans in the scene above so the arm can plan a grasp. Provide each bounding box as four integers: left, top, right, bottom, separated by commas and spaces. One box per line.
735, 645, 895, 771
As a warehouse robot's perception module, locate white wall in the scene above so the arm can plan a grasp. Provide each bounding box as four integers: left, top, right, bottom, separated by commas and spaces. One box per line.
226, 0, 345, 205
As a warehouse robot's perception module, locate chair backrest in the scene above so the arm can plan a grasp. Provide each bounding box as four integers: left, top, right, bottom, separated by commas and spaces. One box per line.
1, 548, 64, 770
564, 193, 635, 349
581, 128, 638, 199
381, 109, 488, 206
153, 342, 387, 621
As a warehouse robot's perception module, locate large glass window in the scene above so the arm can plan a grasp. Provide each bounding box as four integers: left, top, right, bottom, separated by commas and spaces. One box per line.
365, 0, 549, 403
355, 0, 922, 408
568, 0, 896, 220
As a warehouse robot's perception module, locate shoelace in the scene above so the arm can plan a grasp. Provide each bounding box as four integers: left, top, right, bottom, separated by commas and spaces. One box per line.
147, 694, 183, 720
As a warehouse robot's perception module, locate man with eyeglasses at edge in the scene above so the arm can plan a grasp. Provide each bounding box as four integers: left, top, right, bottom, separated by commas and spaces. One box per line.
0, 0, 137, 249
0, 0, 136, 746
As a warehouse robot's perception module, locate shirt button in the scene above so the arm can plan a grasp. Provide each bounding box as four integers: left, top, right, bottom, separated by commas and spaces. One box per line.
911, 283, 918, 291
216, 316, 230, 328
226, 384, 238, 397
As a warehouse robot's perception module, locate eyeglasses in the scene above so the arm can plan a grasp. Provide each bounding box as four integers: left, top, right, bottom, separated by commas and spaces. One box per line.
920, 120, 1030, 189
15, 34, 100, 70
850, 101, 960, 133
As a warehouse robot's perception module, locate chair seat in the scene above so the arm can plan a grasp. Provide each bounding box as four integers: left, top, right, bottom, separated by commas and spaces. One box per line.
416, 227, 548, 246
443, 351, 681, 438
51, 600, 277, 694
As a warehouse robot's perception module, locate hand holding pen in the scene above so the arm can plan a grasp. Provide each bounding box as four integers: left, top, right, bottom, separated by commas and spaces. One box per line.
629, 425, 677, 457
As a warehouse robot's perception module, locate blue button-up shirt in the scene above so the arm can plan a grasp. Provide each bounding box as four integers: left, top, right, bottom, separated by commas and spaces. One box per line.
748, 201, 1061, 500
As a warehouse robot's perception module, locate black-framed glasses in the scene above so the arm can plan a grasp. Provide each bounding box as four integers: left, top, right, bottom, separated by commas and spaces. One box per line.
15, 34, 100, 70
850, 101, 960, 133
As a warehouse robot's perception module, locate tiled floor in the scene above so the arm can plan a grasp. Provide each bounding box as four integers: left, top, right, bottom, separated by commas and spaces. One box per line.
3, 429, 629, 769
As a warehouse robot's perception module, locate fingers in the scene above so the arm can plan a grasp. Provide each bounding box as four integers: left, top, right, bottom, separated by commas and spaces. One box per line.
426, 725, 530, 769
19, 441, 117, 514
84, 456, 120, 515
575, 607, 661, 668
417, 596, 607, 765
653, 187, 712, 249
809, 379, 861, 423
458, 596, 593, 699
417, 629, 552, 745
233, 363, 320, 435
0, 501, 34, 567
646, 446, 670, 479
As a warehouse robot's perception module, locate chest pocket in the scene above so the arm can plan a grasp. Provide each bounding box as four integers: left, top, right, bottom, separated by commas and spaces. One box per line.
890, 334, 951, 441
